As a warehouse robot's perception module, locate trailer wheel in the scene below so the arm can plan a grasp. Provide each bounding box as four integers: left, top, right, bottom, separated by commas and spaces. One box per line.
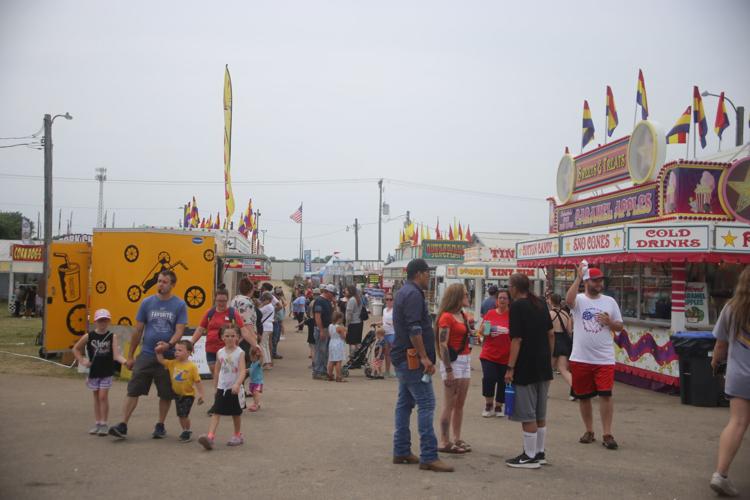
66, 304, 87, 336
124, 245, 139, 262
203, 249, 215, 262
184, 286, 205, 308
95, 281, 107, 294
127, 285, 142, 303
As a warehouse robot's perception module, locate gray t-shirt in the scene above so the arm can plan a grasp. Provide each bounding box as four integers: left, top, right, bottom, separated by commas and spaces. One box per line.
346, 297, 362, 325
713, 304, 750, 399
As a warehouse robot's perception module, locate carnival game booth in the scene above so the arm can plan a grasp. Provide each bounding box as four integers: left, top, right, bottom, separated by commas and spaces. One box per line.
383, 239, 469, 314
517, 124, 750, 392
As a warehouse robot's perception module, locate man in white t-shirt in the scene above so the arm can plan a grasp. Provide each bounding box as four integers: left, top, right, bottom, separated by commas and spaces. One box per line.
566, 264, 623, 451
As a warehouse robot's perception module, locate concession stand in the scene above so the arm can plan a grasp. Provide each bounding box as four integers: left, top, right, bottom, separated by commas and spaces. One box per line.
517, 122, 750, 392
383, 239, 470, 313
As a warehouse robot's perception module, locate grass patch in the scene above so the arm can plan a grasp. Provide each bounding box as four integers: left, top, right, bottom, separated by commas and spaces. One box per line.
0, 302, 81, 378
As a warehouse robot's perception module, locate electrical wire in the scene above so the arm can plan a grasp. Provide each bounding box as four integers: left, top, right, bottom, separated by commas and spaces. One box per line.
0, 142, 41, 149
0, 125, 44, 140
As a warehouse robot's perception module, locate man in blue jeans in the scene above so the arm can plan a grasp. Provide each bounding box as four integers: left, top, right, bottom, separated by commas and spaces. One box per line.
391, 259, 453, 472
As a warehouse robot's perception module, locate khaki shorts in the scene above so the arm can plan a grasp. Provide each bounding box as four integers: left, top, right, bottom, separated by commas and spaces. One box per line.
126, 355, 174, 399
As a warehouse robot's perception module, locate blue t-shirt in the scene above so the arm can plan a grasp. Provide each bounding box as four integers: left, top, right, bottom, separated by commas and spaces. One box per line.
136, 295, 188, 356
481, 296, 497, 316
292, 296, 307, 314
249, 360, 264, 385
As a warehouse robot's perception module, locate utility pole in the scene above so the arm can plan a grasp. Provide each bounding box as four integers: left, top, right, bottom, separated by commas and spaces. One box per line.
255, 209, 261, 254
95, 167, 107, 227
42, 114, 53, 300
112, 212, 116, 228
377, 179, 383, 261
354, 218, 360, 261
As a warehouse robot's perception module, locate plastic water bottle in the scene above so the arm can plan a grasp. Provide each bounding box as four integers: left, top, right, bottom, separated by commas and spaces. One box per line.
504, 384, 515, 417
581, 259, 589, 280
421, 373, 432, 384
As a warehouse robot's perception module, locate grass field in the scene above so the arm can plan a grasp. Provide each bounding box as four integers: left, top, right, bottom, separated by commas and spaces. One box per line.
0, 302, 80, 378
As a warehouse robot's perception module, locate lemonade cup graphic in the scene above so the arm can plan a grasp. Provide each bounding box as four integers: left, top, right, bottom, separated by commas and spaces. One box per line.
54, 253, 81, 303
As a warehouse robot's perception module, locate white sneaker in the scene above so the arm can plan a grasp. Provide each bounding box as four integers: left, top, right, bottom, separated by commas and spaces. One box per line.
710, 472, 739, 497
481, 408, 495, 418
88, 425, 100, 435
280, 336, 286, 340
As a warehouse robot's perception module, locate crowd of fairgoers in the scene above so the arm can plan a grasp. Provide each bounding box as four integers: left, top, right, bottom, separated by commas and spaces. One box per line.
72, 262, 749, 498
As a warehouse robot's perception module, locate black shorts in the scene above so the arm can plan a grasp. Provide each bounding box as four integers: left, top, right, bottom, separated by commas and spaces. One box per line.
213, 389, 243, 416
126, 355, 174, 399
553, 332, 573, 358
174, 396, 195, 418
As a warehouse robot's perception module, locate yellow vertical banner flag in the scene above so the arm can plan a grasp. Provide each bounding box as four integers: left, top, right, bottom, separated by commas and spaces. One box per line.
224, 65, 235, 220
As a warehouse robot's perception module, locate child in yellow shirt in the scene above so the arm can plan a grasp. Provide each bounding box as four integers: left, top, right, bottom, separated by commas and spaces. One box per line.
156, 340, 204, 442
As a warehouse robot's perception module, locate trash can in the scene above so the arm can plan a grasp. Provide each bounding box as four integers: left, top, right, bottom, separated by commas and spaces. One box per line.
670, 332, 724, 407
371, 299, 384, 317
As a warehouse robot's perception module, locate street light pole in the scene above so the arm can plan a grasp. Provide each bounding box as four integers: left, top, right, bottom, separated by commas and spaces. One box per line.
702, 91, 745, 147
41, 112, 72, 348
377, 178, 383, 262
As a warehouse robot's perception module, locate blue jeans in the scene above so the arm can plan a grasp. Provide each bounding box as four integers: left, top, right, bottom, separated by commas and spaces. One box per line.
312, 327, 329, 377
393, 361, 438, 463
271, 320, 281, 356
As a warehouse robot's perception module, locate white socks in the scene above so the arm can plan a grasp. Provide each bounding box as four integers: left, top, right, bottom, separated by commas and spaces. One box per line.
536, 426, 546, 453
523, 432, 537, 457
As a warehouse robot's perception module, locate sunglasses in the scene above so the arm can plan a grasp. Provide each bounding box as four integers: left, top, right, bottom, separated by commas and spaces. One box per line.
385, 298, 393, 301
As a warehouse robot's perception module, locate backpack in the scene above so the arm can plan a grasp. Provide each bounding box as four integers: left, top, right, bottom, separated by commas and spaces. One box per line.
359, 300, 369, 322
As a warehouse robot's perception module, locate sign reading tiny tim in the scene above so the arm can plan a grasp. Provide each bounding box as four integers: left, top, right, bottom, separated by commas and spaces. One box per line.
627, 225, 709, 252
11, 244, 44, 262
488, 267, 538, 279
516, 237, 559, 261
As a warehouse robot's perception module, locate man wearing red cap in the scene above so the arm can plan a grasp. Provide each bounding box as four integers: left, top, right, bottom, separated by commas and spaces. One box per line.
566, 263, 623, 450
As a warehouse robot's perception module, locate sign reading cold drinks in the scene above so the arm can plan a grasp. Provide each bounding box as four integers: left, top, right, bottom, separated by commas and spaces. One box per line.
627, 225, 709, 252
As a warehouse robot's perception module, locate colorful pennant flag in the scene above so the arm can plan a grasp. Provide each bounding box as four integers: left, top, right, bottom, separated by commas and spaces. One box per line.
435, 219, 441, 240
606, 86, 619, 137
582, 100, 595, 148
465, 225, 472, 242
636, 69, 649, 120
458, 222, 464, 241
223, 65, 236, 222
714, 91, 730, 140
183, 202, 191, 228
666, 106, 691, 144
693, 86, 708, 149
190, 197, 199, 228
448, 224, 454, 241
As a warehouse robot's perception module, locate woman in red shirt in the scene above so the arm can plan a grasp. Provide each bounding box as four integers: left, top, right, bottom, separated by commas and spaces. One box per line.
477, 288, 512, 417
435, 283, 473, 454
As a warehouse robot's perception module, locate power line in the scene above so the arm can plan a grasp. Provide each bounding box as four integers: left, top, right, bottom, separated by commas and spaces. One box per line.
0, 125, 44, 140
385, 179, 546, 203
0, 142, 41, 149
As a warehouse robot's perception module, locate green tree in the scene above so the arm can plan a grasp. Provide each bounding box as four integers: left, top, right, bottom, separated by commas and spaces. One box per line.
0, 212, 33, 239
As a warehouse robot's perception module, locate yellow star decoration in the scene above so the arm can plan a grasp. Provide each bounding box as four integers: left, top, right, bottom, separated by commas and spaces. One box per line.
613, 234, 622, 247
728, 168, 750, 213
722, 231, 737, 247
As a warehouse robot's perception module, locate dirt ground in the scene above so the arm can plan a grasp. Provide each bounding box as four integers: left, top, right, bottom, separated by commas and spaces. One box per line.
0, 316, 747, 500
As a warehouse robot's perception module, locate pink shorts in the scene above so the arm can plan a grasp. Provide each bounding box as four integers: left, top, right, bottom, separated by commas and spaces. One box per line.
87, 376, 113, 390
249, 383, 263, 394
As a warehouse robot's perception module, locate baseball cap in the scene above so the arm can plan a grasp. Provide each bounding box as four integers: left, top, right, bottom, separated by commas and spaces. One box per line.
94, 308, 112, 321
312, 288, 321, 294
586, 268, 604, 280
323, 284, 337, 294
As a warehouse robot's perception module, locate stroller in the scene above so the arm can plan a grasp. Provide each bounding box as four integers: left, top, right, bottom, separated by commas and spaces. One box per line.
342, 327, 377, 378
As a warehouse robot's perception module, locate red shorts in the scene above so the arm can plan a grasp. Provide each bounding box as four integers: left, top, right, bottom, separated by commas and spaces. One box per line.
570, 361, 614, 399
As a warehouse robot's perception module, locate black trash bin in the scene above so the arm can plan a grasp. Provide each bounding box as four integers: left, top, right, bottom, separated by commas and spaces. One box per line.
670, 332, 725, 407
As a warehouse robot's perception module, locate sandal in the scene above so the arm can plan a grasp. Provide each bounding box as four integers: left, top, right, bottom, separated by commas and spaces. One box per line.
438, 442, 467, 454
579, 431, 596, 444
335, 377, 348, 383
454, 439, 472, 452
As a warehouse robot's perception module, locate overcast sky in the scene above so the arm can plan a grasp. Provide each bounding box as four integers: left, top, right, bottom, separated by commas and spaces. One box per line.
2, 0, 749, 259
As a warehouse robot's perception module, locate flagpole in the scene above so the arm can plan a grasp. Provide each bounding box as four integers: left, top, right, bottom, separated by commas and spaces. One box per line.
604, 88, 608, 145
633, 104, 638, 131
299, 202, 303, 280
687, 109, 691, 160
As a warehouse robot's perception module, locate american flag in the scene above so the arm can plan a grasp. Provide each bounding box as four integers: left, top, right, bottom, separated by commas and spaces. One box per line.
289, 204, 303, 224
